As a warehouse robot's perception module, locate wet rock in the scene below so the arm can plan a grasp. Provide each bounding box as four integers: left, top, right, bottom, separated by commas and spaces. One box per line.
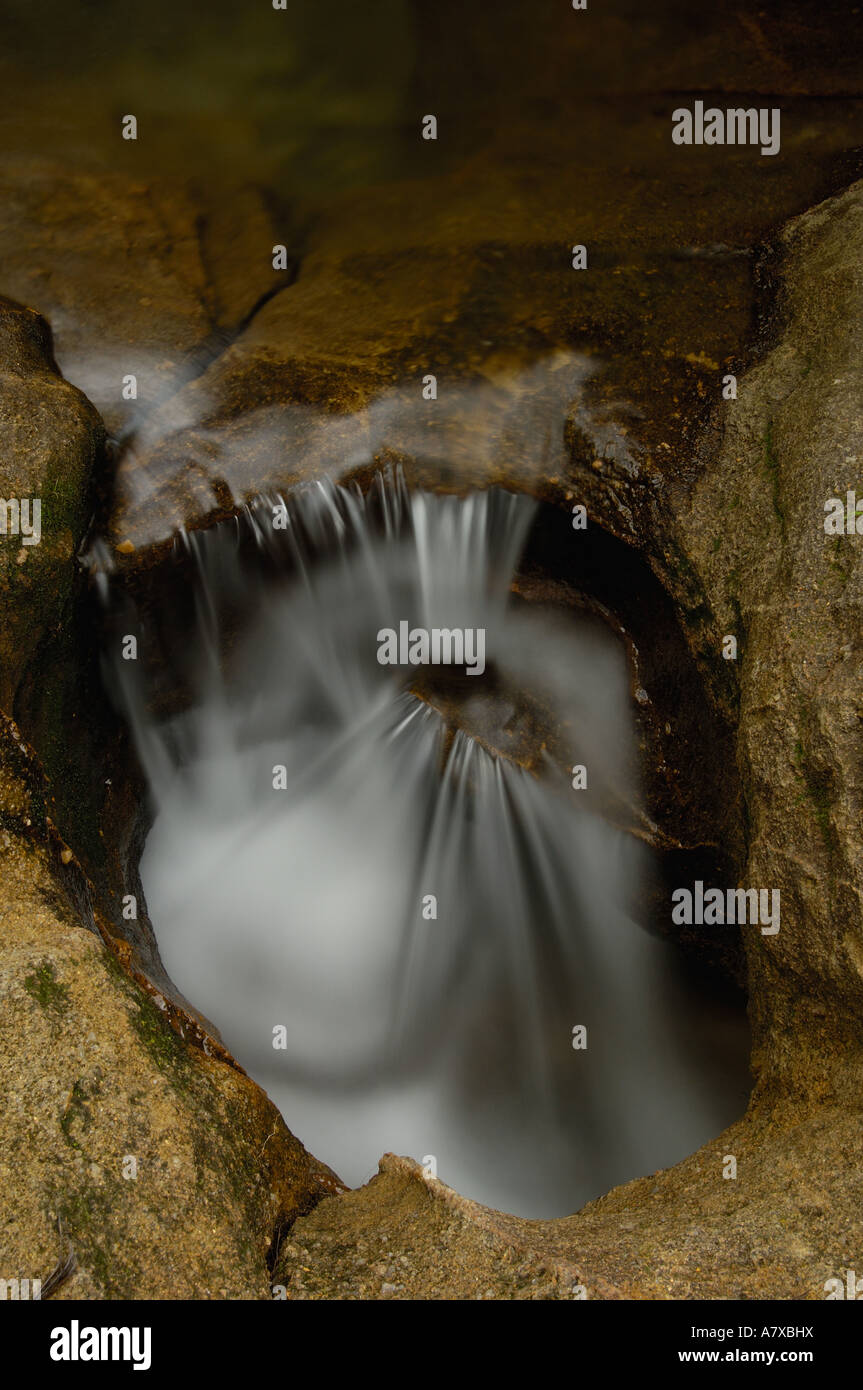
106, 175, 753, 551
0, 297, 159, 995
680, 178, 863, 1085
0, 297, 103, 711
101, 27, 863, 557
0, 161, 286, 435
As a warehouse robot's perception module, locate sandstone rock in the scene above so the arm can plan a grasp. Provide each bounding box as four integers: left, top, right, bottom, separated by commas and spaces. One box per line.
101, 53, 863, 556
275, 1154, 613, 1301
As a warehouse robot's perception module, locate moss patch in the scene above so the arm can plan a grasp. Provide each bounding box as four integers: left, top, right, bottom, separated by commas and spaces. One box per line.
762, 418, 785, 537
23, 961, 70, 1015
59, 1079, 90, 1151
121, 982, 195, 1086
57, 1181, 136, 1298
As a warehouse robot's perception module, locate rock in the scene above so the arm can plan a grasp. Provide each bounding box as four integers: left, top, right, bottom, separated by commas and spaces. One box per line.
275, 1155, 612, 1301
0, 298, 153, 991
274, 1087, 863, 1299
99, 27, 863, 558
680, 179, 863, 1084
0, 297, 103, 711
105, 171, 753, 551
0, 161, 287, 436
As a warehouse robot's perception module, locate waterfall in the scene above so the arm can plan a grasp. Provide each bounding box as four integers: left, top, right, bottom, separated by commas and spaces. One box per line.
110, 470, 746, 1216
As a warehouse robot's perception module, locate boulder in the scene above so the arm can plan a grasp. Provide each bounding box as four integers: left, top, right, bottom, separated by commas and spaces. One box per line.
681, 180, 863, 1085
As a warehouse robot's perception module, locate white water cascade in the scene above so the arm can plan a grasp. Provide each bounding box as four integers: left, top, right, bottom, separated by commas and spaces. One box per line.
112, 472, 747, 1216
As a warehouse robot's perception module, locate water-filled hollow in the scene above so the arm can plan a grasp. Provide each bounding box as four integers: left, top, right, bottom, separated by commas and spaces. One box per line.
109, 471, 750, 1217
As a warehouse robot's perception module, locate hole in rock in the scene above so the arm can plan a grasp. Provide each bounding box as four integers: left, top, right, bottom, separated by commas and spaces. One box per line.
110, 471, 750, 1216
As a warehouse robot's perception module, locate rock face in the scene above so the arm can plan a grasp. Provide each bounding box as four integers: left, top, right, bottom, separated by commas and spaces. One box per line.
681, 181, 863, 1085
105, 196, 751, 553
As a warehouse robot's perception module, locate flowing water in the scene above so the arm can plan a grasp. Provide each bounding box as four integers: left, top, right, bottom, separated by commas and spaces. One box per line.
112, 472, 747, 1216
